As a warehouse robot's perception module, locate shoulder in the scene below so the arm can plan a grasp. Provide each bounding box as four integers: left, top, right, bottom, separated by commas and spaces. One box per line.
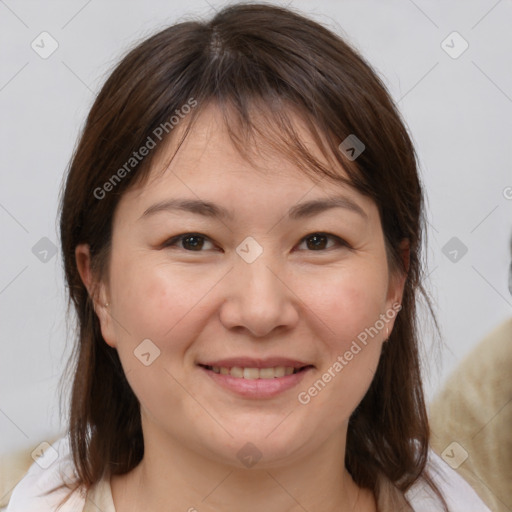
406, 448, 492, 512
5, 436, 86, 512
428, 318, 512, 511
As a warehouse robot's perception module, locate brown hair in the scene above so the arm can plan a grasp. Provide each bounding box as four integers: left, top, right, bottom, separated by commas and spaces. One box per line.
56, 3, 447, 510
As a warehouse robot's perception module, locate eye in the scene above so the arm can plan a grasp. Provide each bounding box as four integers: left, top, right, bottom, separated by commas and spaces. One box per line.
162, 233, 216, 252
161, 232, 350, 253
296, 232, 349, 251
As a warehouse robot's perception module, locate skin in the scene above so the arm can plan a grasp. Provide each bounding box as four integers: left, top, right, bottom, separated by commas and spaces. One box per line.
76, 104, 407, 512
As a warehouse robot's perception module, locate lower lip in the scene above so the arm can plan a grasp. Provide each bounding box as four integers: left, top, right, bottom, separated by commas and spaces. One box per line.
199, 366, 313, 399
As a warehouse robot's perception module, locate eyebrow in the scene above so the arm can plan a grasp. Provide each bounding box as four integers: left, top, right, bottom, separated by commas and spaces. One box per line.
140, 195, 368, 221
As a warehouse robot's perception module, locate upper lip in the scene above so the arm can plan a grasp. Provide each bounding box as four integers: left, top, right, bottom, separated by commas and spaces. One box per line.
198, 357, 313, 369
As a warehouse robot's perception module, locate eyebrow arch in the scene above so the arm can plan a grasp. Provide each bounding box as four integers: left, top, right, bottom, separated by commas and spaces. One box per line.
140, 195, 368, 221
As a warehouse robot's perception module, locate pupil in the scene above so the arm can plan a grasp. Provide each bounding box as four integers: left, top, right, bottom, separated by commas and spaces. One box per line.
184, 236, 203, 250
307, 234, 326, 250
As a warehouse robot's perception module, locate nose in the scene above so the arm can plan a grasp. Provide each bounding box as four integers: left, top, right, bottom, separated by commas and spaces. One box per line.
219, 254, 300, 338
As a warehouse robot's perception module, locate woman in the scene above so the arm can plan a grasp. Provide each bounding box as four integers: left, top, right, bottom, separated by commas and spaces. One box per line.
7, 3, 490, 511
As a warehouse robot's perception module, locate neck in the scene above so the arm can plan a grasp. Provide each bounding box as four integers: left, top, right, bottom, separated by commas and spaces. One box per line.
111, 418, 376, 512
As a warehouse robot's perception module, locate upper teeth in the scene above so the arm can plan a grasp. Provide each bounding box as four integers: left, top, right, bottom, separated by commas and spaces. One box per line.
209, 366, 297, 379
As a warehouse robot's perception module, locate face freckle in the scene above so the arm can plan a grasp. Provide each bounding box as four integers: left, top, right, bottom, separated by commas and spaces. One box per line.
100, 103, 404, 468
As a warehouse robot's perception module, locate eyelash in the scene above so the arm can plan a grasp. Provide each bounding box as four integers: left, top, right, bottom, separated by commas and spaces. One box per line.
161, 232, 350, 253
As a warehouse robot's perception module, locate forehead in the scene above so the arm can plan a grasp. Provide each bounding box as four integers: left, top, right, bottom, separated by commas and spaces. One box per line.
139, 102, 351, 192
117, 102, 376, 222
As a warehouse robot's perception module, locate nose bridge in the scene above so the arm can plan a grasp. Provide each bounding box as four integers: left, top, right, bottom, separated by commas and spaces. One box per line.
234, 235, 281, 293
238, 252, 281, 300
220, 242, 298, 336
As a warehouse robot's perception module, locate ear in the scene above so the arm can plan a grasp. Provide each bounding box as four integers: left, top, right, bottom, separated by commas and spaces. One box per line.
75, 244, 117, 348
386, 239, 410, 311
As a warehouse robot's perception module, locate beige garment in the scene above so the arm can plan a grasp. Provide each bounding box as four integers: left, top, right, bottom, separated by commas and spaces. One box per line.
429, 318, 512, 512
0, 435, 61, 510
0, 448, 35, 510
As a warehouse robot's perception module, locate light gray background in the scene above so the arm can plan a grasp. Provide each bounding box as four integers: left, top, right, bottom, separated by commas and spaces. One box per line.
1, 0, 511, 455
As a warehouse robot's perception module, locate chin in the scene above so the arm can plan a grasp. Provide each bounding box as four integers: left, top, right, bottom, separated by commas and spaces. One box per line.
201, 422, 313, 469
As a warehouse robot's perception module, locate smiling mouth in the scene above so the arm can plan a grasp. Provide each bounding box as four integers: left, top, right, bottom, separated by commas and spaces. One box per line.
199, 364, 313, 379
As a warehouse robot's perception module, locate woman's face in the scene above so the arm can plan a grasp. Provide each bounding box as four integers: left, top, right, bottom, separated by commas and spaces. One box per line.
78, 104, 406, 468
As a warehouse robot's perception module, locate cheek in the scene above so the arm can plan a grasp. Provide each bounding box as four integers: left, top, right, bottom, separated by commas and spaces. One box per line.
109, 253, 215, 341
106, 256, 208, 420
301, 265, 388, 408
312, 265, 389, 351
321, 271, 389, 398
